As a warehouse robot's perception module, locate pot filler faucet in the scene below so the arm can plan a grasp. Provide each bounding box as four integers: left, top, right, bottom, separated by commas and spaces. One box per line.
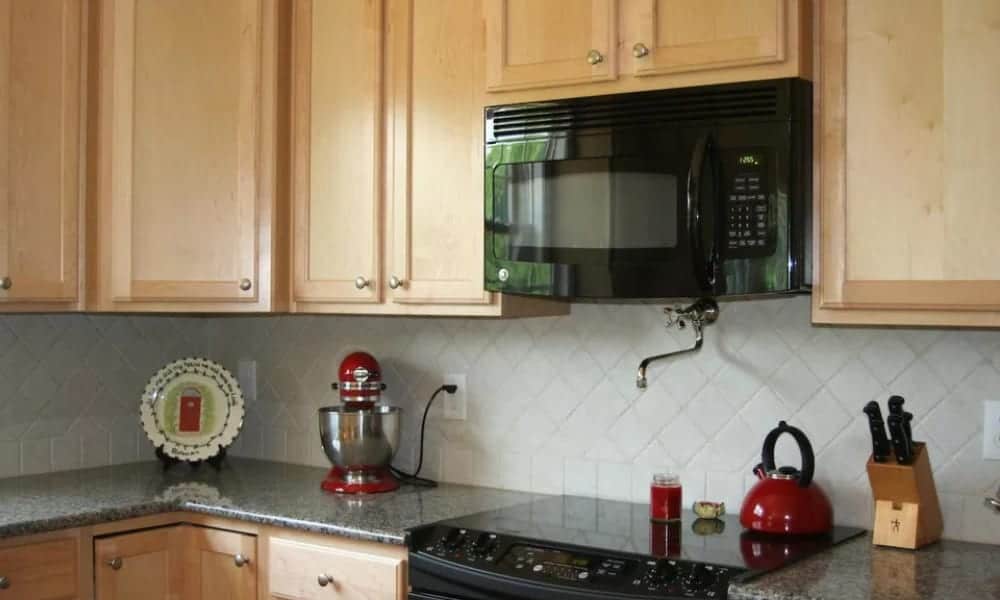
636, 298, 719, 389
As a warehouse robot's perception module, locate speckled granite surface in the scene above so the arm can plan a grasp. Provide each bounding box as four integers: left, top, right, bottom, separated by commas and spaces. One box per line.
0, 458, 534, 544
730, 534, 1000, 600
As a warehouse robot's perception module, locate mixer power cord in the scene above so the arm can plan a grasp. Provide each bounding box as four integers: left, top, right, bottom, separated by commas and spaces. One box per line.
390, 383, 458, 488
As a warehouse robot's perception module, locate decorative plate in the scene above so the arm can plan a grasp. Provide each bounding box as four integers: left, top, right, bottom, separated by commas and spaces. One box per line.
140, 358, 245, 462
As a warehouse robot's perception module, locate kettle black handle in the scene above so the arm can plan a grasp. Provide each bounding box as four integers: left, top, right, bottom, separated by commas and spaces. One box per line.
761, 421, 815, 488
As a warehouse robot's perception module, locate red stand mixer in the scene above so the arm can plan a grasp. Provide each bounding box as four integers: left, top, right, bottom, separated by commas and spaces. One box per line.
319, 352, 401, 494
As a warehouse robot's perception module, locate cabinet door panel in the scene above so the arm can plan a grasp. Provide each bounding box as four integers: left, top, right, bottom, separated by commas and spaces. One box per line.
815, 0, 1000, 325
485, 0, 617, 91
0, 0, 82, 304
292, 0, 381, 304
268, 537, 402, 600
180, 525, 256, 600
386, 0, 493, 304
634, 0, 785, 76
0, 539, 78, 600
102, 0, 261, 303
94, 528, 182, 600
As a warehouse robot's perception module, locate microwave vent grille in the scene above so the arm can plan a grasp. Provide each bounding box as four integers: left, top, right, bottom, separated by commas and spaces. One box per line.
489, 83, 781, 139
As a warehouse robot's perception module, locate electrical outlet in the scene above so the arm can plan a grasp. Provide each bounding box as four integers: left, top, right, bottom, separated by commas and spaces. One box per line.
985, 400, 1000, 460
442, 374, 467, 421
238, 359, 257, 404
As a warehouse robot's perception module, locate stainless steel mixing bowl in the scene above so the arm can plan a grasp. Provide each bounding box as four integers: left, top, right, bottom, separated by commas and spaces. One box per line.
318, 405, 401, 469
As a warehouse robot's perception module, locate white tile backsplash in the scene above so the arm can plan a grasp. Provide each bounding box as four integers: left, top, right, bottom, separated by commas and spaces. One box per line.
0, 298, 998, 543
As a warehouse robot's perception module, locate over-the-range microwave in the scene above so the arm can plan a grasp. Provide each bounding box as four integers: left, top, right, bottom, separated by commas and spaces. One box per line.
484, 78, 812, 299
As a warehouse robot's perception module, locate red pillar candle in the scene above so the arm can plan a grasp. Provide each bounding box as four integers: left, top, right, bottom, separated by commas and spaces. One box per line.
650, 473, 682, 521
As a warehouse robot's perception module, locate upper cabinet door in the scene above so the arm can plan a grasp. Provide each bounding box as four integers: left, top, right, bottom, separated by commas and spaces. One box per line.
385, 0, 493, 305
485, 0, 618, 91
95, 0, 272, 306
631, 0, 786, 77
0, 0, 83, 306
815, 0, 1000, 326
291, 0, 382, 306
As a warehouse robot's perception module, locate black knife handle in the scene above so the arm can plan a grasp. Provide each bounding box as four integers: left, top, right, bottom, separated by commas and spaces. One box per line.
902, 411, 914, 443
863, 401, 891, 462
888, 395, 905, 416
887, 414, 913, 464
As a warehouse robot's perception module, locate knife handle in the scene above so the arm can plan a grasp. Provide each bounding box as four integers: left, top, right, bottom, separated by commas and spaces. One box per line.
888, 395, 905, 416
902, 411, 914, 443
887, 414, 912, 464
864, 401, 890, 462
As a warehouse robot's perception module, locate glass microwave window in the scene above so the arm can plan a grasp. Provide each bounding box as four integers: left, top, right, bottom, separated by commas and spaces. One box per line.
497, 159, 677, 255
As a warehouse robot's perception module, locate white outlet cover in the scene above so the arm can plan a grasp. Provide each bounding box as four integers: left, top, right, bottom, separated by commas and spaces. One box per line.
985, 400, 1000, 460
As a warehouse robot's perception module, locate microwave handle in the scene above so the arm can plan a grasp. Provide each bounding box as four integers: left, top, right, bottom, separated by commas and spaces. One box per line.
686, 132, 718, 291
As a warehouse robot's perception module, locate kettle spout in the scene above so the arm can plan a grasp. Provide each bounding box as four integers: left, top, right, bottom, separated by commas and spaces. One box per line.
752, 463, 767, 480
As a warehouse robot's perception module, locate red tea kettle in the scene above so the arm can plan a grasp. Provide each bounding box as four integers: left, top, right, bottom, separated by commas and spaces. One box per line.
740, 421, 833, 535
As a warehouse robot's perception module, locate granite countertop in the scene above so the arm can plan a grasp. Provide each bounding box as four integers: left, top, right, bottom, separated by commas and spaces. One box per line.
730, 534, 1000, 600
0, 458, 534, 544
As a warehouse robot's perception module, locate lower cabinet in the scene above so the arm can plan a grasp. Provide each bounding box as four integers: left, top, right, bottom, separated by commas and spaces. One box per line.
0, 538, 78, 600
269, 535, 405, 600
94, 525, 256, 600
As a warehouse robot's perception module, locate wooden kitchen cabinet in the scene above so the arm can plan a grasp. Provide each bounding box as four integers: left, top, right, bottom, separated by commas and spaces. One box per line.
486, 0, 811, 102
88, 0, 287, 312
0, 538, 79, 600
813, 0, 1000, 326
484, 0, 618, 91
0, 0, 86, 310
94, 527, 180, 600
95, 525, 255, 600
291, 0, 564, 316
268, 534, 405, 600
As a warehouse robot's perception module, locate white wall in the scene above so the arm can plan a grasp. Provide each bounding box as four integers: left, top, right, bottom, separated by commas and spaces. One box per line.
1, 297, 998, 543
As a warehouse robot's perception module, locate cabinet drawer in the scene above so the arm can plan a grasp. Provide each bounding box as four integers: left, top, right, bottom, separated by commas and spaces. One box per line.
0, 539, 77, 600
269, 537, 403, 600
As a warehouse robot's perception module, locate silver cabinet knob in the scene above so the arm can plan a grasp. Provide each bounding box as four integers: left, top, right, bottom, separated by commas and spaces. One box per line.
354, 276, 370, 290
632, 43, 649, 58
106, 557, 123, 571
0, 277, 10, 290
586, 49, 604, 65
233, 553, 250, 568
388, 275, 404, 289
0, 576, 9, 589
239, 278, 252, 291
317, 573, 334, 587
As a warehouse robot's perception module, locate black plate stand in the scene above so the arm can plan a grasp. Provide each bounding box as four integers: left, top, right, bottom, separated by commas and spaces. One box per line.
155, 446, 226, 472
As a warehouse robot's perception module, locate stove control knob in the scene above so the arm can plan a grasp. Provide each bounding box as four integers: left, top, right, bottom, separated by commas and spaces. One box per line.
652, 559, 677, 582
683, 565, 715, 591
472, 532, 492, 553
443, 528, 467, 549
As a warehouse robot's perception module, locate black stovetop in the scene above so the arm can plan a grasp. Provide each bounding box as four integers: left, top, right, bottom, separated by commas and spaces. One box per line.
420, 494, 863, 574
406, 495, 864, 600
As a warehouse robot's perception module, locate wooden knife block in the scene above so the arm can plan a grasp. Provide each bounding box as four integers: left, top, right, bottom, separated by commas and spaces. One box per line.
866, 442, 942, 549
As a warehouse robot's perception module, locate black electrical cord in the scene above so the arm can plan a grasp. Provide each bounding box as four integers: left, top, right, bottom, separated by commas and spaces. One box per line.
390, 383, 458, 488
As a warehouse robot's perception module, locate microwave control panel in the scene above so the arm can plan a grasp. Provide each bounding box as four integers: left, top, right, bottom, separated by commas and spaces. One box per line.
724, 150, 773, 257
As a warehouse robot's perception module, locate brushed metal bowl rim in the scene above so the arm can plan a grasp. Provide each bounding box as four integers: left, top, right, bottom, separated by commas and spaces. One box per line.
318, 405, 400, 415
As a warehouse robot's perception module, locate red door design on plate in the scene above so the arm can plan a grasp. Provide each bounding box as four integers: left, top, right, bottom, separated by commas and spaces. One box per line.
179, 387, 203, 433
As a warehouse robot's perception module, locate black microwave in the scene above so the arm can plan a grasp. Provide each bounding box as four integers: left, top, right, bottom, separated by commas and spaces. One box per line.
484, 78, 812, 299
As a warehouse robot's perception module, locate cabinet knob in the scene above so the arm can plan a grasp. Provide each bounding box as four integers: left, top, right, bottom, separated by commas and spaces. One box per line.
106, 558, 123, 571
632, 43, 649, 58
317, 573, 334, 587
0, 277, 10, 290
233, 553, 250, 568
586, 49, 604, 65
239, 278, 252, 291
388, 275, 404, 290
0, 576, 9, 589
354, 276, 370, 290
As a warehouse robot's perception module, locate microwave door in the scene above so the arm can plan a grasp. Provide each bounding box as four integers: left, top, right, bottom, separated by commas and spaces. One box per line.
685, 130, 724, 296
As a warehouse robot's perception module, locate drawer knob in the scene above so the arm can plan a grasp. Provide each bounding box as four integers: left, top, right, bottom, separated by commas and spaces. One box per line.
586, 49, 604, 65
233, 553, 251, 568
388, 275, 404, 290
317, 573, 334, 587
0, 277, 10, 290
239, 278, 252, 291
106, 557, 123, 571
632, 42, 649, 58
354, 276, 370, 290
0, 576, 9, 589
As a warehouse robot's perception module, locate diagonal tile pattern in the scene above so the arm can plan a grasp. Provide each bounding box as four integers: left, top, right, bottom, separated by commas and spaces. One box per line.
0, 296, 998, 543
